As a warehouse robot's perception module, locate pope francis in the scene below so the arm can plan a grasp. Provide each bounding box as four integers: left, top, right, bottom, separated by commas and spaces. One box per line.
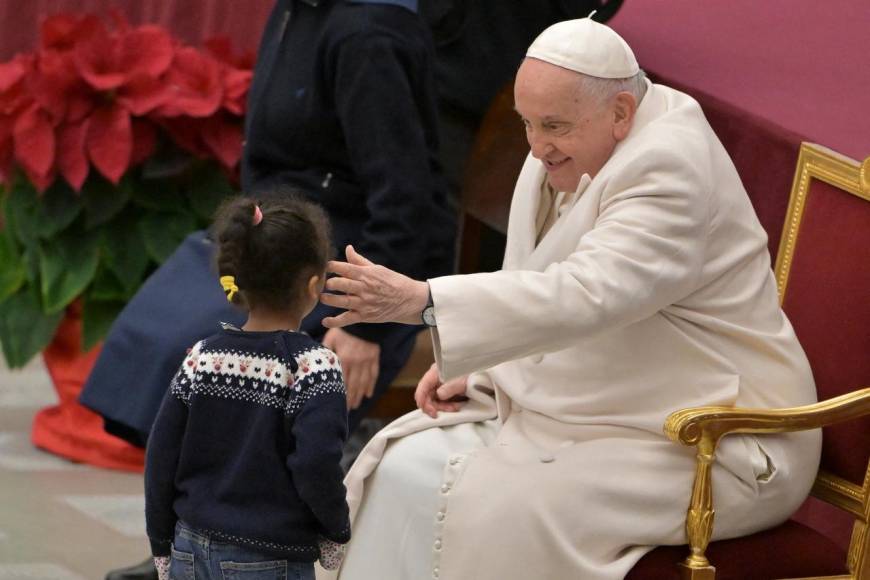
318, 18, 821, 580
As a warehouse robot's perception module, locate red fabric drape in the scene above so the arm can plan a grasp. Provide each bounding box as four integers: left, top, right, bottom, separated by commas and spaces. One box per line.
0, 0, 274, 59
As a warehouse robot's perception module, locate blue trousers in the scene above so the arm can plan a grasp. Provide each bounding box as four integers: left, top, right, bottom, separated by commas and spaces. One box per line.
171, 521, 314, 580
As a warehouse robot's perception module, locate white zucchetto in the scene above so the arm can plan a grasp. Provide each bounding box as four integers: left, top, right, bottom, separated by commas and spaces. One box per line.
526, 18, 639, 79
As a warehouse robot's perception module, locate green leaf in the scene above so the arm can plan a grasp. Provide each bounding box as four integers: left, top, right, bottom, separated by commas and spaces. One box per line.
138, 210, 198, 264
81, 295, 125, 351
90, 265, 132, 302
140, 145, 196, 180
102, 209, 150, 293
0, 227, 26, 303
38, 224, 101, 314
82, 175, 131, 228
4, 179, 81, 244
187, 166, 235, 221
130, 177, 183, 212
38, 180, 82, 237
0, 289, 63, 368
21, 244, 40, 285
5, 180, 40, 247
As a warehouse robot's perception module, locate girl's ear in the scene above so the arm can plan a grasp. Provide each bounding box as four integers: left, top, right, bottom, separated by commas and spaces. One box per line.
306, 274, 322, 302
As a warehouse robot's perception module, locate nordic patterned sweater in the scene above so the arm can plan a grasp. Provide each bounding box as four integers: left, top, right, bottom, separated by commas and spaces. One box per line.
144, 326, 350, 561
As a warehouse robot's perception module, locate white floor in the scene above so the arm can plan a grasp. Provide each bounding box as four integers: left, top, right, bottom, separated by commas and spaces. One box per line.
0, 357, 149, 579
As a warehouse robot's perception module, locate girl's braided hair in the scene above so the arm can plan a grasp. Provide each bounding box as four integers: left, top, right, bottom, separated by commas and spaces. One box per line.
212, 190, 332, 311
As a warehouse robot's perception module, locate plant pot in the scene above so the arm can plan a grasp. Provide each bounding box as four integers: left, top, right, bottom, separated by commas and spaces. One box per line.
30, 302, 145, 472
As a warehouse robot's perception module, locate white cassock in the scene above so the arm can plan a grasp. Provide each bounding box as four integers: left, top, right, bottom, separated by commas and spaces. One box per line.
321, 79, 821, 580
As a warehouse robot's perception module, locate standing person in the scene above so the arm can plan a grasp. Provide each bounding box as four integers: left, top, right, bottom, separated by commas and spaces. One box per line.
241, 0, 455, 424
84, 2, 453, 578
146, 196, 349, 580
316, 18, 820, 580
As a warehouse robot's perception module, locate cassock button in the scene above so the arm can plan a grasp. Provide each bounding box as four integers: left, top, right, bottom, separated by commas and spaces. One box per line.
434, 539, 442, 550
441, 484, 451, 493
539, 453, 555, 463
433, 568, 440, 578
449, 457, 460, 466
436, 511, 445, 521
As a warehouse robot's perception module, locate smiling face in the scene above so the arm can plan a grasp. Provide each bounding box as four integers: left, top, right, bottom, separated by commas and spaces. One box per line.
514, 58, 637, 192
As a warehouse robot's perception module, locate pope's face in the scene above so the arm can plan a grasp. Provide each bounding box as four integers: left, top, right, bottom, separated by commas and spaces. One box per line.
514, 58, 631, 192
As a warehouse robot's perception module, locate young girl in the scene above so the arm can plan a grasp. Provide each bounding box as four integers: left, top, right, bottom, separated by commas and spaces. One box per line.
145, 195, 348, 580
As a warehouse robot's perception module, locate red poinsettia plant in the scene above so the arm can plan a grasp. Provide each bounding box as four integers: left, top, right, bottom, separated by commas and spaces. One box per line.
0, 12, 253, 367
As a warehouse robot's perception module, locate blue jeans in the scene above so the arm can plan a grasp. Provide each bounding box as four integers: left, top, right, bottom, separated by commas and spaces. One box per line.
170, 521, 315, 580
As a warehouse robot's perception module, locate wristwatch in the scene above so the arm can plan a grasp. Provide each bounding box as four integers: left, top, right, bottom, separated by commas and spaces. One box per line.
421, 286, 436, 327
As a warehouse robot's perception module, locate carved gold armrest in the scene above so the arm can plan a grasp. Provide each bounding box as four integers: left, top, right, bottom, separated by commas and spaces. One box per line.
663, 387, 870, 580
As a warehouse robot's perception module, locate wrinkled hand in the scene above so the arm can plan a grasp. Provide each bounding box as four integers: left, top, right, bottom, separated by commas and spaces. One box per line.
321, 245, 430, 327
322, 328, 380, 410
415, 363, 468, 418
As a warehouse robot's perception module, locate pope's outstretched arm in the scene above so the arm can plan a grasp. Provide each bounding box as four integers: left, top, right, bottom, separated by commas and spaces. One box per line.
322, 144, 710, 381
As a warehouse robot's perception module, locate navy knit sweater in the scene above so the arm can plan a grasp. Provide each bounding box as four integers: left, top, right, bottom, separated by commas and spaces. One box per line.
144, 327, 350, 561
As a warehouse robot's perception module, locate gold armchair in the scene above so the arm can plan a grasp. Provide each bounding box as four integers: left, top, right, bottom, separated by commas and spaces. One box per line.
659, 144, 870, 580
668, 389, 870, 580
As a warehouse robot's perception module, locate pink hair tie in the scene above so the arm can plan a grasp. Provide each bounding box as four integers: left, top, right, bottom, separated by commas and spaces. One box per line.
252, 205, 263, 226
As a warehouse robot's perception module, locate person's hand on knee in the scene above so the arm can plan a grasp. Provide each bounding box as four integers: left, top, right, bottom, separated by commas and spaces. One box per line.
415, 364, 468, 418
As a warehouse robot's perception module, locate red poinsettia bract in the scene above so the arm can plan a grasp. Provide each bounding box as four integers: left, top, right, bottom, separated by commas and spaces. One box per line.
0, 12, 252, 192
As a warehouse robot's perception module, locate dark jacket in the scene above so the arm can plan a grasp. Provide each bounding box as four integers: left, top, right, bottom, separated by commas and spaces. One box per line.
243, 0, 456, 346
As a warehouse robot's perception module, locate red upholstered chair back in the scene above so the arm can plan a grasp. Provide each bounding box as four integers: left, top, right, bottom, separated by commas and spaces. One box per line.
774, 143, 870, 487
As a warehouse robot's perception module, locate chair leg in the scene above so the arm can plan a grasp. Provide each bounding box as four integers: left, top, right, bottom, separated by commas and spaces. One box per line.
850, 517, 868, 579
678, 439, 717, 580
678, 561, 715, 580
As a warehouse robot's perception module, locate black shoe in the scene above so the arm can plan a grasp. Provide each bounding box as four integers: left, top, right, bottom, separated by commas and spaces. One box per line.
105, 557, 158, 580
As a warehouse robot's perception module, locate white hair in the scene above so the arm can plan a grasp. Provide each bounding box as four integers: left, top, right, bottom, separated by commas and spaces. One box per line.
577, 69, 647, 106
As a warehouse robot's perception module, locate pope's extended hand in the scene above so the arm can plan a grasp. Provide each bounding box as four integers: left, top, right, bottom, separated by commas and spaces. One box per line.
321, 246, 430, 327
415, 363, 468, 418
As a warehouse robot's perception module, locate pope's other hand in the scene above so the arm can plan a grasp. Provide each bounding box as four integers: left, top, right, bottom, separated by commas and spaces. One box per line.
415, 363, 467, 418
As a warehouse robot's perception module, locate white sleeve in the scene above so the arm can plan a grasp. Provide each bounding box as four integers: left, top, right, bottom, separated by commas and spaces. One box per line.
431, 149, 712, 379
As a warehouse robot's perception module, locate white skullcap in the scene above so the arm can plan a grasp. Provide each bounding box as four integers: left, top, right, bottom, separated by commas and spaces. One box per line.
526, 18, 639, 79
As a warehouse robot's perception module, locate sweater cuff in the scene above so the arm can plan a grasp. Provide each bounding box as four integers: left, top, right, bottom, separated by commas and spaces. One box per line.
149, 537, 173, 557
322, 522, 352, 545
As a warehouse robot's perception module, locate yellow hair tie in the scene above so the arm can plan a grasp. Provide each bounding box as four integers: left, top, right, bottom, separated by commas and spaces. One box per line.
219, 275, 239, 302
